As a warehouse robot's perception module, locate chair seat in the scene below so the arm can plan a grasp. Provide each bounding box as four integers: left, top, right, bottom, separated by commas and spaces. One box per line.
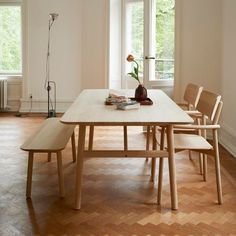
174, 134, 213, 150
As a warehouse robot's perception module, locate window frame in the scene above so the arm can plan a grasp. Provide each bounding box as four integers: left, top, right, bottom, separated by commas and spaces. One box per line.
121, 0, 175, 89
0, 0, 23, 77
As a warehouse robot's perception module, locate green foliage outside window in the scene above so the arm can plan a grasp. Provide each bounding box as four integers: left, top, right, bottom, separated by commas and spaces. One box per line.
0, 6, 22, 74
130, 0, 175, 79
156, 0, 175, 79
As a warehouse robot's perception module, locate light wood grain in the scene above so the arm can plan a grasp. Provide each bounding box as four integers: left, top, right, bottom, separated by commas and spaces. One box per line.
61, 89, 193, 211
157, 90, 224, 205
57, 151, 65, 198
183, 83, 203, 108
26, 151, 34, 198
21, 118, 76, 199
2, 115, 236, 235
71, 131, 76, 162
21, 118, 75, 151
88, 125, 94, 151
166, 125, 178, 210
196, 91, 221, 121
75, 125, 86, 210
157, 126, 165, 205
83, 150, 169, 158
61, 90, 193, 125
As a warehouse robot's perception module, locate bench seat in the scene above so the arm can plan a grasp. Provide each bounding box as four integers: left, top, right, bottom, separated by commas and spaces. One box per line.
21, 118, 76, 198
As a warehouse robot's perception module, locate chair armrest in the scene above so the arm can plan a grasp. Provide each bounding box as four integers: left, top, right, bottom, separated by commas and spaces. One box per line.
177, 103, 188, 107
174, 124, 220, 130
185, 110, 203, 117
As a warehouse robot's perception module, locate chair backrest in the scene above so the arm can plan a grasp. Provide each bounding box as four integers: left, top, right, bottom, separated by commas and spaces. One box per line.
196, 90, 222, 122
183, 83, 203, 108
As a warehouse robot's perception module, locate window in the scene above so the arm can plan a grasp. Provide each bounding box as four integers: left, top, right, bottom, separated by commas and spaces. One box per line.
125, 0, 144, 76
123, 0, 175, 88
0, 4, 22, 75
155, 0, 175, 80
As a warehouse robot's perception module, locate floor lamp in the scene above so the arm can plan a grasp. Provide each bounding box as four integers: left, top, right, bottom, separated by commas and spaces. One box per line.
44, 13, 58, 118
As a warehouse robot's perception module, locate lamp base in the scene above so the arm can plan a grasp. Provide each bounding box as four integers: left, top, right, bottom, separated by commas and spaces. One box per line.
48, 109, 56, 118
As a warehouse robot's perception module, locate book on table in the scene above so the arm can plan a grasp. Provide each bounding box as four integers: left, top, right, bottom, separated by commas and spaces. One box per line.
116, 101, 140, 110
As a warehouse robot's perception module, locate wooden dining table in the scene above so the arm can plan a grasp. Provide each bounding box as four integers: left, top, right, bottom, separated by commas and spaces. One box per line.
60, 89, 193, 210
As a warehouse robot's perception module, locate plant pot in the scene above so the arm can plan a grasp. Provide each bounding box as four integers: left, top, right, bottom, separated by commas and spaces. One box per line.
135, 84, 147, 101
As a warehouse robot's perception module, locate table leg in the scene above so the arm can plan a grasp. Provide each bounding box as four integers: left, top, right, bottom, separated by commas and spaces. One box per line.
150, 126, 157, 182
71, 132, 76, 162
157, 126, 165, 205
74, 125, 86, 210
146, 126, 150, 161
166, 125, 178, 210
123, 126, 128, 151
88, 125, 94, 151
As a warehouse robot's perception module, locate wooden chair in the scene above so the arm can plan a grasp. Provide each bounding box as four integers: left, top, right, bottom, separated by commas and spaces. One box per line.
21, 118, 76, 198
156, 90, 223, 205
148, 84, 203, 180
178, 83, 203, 110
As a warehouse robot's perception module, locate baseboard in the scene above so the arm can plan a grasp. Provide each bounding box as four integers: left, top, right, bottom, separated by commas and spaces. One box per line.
7, 98, 21, 111
219, 124, 236, 158
19, 98, 73, 113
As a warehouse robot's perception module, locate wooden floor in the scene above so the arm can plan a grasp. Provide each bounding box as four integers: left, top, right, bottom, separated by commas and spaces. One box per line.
0, 115, 236, 236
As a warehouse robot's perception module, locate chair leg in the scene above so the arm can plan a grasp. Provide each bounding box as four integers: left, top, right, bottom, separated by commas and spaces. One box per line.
213, 129, 223, 204
146, 126, 150, 161
57, 151, 65, 198
203, 154, 208, 181
197, 118, 204, 175
150, 126, 156, 182
48, 152, 52, 162
26, 151, 34, 199
201, 115, 207, 179
123, 126, 128, 151
71, 131, 76, 162
157, 126, 165, 205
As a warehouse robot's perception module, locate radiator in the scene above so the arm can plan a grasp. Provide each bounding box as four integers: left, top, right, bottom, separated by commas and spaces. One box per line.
0, 79, 8, 110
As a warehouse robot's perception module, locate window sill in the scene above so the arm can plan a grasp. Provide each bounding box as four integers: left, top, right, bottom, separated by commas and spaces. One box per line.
149, 79, 174, 88
0, 75, 22, 79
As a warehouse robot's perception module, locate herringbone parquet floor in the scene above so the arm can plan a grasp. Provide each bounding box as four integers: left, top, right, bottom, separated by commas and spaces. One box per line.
0, 115, 236, 236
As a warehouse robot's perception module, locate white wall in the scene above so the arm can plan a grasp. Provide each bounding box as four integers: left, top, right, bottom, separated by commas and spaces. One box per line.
220, 0, 236, 157
174, 0, 236, 157
174, 0, 222, 101
80, 0, 108, 90
20, 0, 82, 112
109, 0, 122, 90
19, 0, 109, 112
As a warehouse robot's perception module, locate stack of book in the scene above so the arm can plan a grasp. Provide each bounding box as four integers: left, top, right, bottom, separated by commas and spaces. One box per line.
116, 101, 140, 110
105, 90, 129, 104
105, 90, 140, 110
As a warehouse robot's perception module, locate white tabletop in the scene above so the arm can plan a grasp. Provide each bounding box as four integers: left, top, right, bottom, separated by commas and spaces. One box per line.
60, 89, 193, 126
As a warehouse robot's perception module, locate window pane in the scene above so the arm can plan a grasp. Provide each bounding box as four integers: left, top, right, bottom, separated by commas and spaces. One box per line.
126, 1, 144, 76
0, 6, 22, 74
155, 0, 175, 80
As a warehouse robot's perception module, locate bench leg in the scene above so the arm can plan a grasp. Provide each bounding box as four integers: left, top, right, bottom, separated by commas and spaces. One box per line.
48, 152, 52, 162
57, 151, 65, 198
26, 151, 34, 199
71, 131, 76, 162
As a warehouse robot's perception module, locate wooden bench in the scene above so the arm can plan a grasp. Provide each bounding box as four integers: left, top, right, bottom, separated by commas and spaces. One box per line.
21, 118, 76, 198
